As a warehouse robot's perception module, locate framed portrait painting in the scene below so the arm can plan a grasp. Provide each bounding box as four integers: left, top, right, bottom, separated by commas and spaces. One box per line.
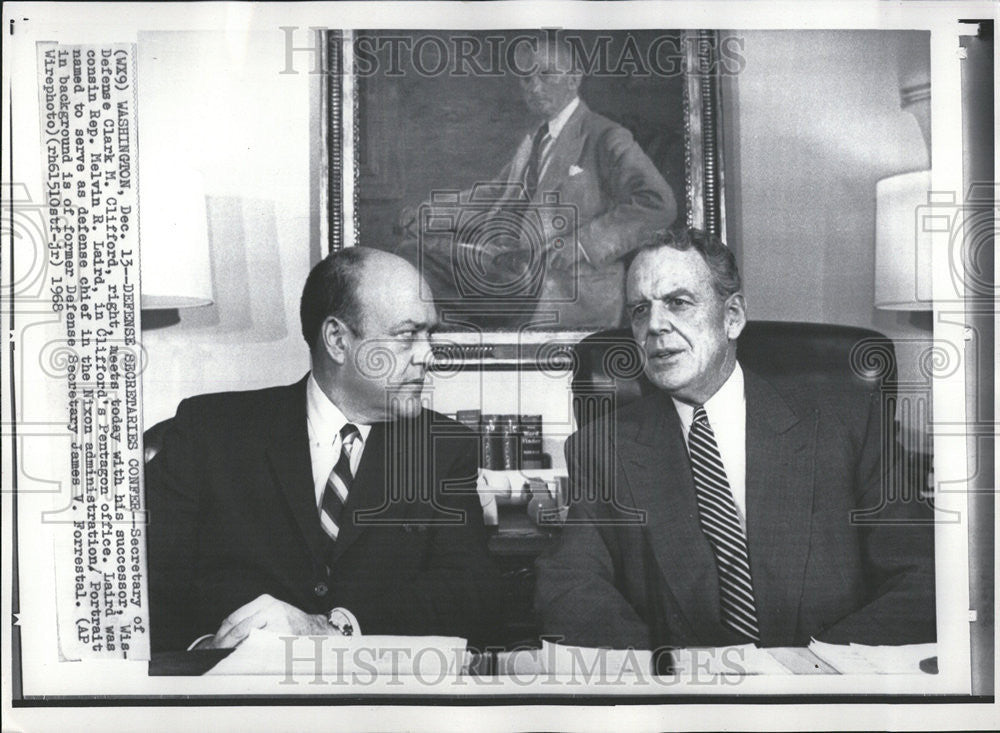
321, 28, 729, 336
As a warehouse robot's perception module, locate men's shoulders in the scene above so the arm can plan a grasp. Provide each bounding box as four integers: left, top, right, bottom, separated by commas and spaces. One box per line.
422, 408, 469, 429
567, 391, 665, 447
742, 367, 876, 429
576, 103, 631, 139
172, 379, 305, 429
575, 104, 658, 171
414, 409, 479, 456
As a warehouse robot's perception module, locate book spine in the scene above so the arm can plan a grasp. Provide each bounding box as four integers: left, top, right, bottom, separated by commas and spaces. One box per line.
519, 414, 543, 469
455, 409, 481, 430
480, 414, 501, 470
499, 414, 521, 470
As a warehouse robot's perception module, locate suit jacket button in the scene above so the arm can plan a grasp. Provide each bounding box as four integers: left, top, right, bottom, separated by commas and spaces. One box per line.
314, 582, 329, 597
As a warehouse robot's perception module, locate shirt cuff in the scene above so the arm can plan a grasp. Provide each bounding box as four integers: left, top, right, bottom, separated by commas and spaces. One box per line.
187, 634, 214, 651
328, 607, 361, 637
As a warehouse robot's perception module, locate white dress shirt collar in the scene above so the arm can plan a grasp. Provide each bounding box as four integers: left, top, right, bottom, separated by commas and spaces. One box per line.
671, 362, 748, 529
545, 96, 580, 141
671, 362, 745, 431
306, 373, 372, 506
306, 373, 372, 445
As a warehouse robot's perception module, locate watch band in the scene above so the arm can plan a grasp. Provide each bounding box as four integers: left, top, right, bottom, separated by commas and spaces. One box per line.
327, 607, 360, 637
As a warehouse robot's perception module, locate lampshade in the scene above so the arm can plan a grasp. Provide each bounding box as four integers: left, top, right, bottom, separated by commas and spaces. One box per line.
139, 167, 214, 309
875, 170, 933, 310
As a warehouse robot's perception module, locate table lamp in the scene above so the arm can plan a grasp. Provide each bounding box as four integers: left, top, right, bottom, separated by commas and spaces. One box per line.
138, 167, 214, 310
874, 169, 932, 311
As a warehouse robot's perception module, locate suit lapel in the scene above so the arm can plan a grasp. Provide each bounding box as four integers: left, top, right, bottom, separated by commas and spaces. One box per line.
506, 133, 534, 190
743, 370, 817, 645
618, 392, 730, 642
329, 422, 383, 566
328, 421, 415, 567
535, 102, 588, 198
265, 376, 329, 566
501, 102, 589, 205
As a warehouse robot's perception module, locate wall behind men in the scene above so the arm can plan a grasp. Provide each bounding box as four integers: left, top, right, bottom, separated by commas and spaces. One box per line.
134, 29, 575, 441
729, 30, 931, 414
139, 29, 933, 444
138, 30, 315, 427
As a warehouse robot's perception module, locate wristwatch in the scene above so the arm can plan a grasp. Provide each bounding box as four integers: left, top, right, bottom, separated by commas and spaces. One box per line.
327, 607, 359, 637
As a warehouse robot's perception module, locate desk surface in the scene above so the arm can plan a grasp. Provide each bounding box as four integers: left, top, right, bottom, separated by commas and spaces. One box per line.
151, 645, 931, 677
151, 649, 234, 676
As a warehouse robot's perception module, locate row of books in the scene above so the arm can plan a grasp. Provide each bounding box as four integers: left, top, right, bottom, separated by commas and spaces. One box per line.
455, 410, 548, 470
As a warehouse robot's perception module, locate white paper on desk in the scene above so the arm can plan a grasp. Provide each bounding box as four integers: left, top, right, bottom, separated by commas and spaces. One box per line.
206, 630, 469, 677
541, 640, 653, 676
671, 645, 795, 675
808, 640, 936, 674
478, 468, 563, 503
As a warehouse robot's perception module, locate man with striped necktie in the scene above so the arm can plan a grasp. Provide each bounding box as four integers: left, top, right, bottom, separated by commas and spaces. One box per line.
536, 228, 936, 651
146, 248, 500, 652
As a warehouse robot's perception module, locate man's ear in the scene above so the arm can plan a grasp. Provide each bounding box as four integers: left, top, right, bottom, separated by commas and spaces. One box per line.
724, 293, 747, 340
321, 316, 352, 365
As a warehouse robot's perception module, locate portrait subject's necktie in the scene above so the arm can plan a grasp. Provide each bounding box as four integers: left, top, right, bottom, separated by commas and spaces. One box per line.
320, 423, 361, 543
523, 122, 550, 199
688, 406, 761, 642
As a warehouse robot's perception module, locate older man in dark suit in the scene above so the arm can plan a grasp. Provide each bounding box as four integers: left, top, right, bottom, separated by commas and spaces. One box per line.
535, 228, 936, 650
400, 37, 675, 329
146, 248, 500, 652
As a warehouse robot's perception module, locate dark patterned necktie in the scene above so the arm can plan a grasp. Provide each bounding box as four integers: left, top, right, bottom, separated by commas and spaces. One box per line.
688, 406, 761, 642
320, 423, 361, 543
523, 122, 550, 199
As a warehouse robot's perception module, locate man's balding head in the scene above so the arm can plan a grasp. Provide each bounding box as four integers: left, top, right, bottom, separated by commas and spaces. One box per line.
300, 247, 430, 349
300, 247, 439, 422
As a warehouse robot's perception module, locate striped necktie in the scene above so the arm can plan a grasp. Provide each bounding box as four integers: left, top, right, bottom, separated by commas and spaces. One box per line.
523, 122, 550, 199
688, 406, 761, 642
320, 423, 361, 543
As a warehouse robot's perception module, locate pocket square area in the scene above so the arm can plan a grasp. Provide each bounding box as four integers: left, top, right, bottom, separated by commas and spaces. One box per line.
568, 165, 585, 177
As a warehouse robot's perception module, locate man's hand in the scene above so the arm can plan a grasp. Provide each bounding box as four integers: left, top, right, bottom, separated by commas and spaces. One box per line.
203, 594, 330, 649
396, 205, 419, 239
545, 240, 584, 271
485, 240, 531, 277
